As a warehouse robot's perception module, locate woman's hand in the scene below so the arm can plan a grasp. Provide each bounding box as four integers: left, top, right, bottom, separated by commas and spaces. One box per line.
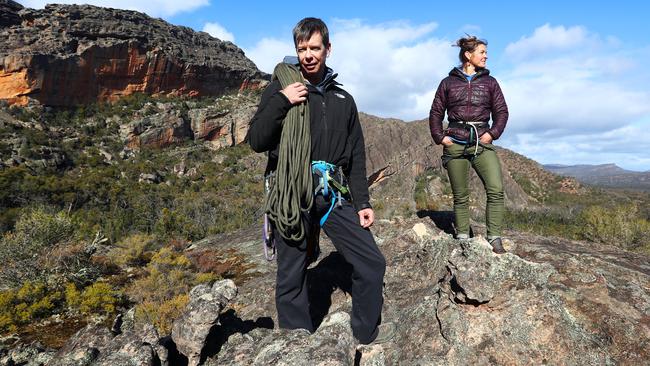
479, 133, 493, 144
280, 82, 308, 105
441, 136, 454, 146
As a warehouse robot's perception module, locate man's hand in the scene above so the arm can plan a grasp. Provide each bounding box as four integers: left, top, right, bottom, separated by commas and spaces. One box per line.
281, 82, 308, 105
441, 136, 454, 146
358, 208, 374, 229
479, 133, 493, 144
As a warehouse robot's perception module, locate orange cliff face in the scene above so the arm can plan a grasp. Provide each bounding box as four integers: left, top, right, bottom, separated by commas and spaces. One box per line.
0, 68, 31, 105
0, 42, 254, 106
0, 3, 265, 107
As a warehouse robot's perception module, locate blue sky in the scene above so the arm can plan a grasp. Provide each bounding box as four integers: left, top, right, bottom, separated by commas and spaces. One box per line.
18, 1, 650, 171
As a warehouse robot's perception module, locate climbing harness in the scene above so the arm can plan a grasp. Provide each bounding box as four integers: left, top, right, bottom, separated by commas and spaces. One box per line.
442, 121, 492, 168
311, 161, 350, 226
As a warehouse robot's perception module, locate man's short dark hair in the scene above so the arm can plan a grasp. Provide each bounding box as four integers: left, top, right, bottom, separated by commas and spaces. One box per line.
293, 17, 329, 47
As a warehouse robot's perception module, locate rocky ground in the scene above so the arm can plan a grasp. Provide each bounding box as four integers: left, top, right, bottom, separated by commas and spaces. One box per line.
10, 213, 646, 365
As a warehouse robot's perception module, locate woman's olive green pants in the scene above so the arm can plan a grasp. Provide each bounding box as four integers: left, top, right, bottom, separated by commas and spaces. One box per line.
442, 143, 504, 239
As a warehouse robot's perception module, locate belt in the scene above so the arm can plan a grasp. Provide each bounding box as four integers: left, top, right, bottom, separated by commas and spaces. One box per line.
448, 121, 489, 129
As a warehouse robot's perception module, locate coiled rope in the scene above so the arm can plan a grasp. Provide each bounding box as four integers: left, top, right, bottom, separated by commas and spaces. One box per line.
264, 62, 313, 241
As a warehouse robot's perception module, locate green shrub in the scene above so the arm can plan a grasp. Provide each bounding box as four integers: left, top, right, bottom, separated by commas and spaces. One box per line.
135, 294, 189, 335
0, 281, 64, 332
579, 203, 650, 250
414, 172, 439, 211
129, 245, 218, 335
108, 233, 157, 266
78, 282, 121, 315
0, 208, 77, 286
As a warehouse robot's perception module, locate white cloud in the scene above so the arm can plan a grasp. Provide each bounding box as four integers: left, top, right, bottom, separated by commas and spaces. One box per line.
243, 38, 296, 75
202, 22, 235, 42
498, 24, 650, 170
244, 19, 455, 121
505, 24, 595, 61
18, 0, 209, 17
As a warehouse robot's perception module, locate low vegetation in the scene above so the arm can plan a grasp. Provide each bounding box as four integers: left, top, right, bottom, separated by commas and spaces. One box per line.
0, 93, 263, 344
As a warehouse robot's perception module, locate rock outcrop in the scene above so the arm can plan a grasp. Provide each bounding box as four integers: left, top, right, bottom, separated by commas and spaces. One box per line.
118, 94, 259, 150
171, 279, 237, 366
194, 218, 650, 365
35, 279, 238, 366
0, 1, 22, 28
0, 3, 263, 106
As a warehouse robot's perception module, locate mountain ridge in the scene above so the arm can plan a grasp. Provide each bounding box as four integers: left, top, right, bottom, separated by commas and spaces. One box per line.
544, 163, 650, 191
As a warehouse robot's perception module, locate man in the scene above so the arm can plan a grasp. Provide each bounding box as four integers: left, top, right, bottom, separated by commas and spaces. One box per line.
248, 17, 393, 345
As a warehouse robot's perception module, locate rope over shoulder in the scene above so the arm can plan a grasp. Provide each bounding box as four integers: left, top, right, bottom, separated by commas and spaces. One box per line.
264, 63, 313, 241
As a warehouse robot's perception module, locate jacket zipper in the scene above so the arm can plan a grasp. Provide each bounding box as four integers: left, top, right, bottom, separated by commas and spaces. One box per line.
466, 79, 472, 117
322, 96, 327, 131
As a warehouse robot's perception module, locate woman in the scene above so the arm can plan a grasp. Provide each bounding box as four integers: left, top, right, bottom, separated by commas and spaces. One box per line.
429, 35, 509, 253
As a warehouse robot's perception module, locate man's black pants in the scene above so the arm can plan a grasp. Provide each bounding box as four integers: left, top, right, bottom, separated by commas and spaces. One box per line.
275, 195, 386, 344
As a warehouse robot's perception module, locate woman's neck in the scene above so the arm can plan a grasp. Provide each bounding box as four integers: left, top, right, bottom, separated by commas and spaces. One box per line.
462, 63, 476, 75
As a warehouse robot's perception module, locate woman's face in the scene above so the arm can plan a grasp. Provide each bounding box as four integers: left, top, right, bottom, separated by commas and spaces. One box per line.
465, 44, 488, 68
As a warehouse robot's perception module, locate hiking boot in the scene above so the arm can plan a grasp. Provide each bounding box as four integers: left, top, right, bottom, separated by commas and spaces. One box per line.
489, 237, 506, 254
368, 322, 396, 345
456, 233, 469, 240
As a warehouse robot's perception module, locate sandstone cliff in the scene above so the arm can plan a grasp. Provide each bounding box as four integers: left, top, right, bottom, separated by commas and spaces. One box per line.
0, 1, 263, 106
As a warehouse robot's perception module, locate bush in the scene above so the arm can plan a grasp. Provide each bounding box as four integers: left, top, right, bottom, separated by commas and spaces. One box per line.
579, 203, 650, 251
108, 233, 157, 266
135, 294, 189, 335
129, 245, 218, 335
65, 281, 122, 316
0, 281, 64, 332
414, 172, 439, 211
78, 282, 121, 315
0, 208, 77, 286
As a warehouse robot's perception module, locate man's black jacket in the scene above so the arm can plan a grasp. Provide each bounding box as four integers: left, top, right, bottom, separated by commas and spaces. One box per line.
247, 74, 371, 212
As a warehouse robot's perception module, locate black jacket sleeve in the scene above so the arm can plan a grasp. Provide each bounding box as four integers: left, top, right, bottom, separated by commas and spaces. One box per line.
346, 100, 372, 212
247, 80, 293, 153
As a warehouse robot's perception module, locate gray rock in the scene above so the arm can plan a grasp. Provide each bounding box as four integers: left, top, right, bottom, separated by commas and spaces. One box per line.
171, 279, 238, 366
0, 1, 22, 27
199, 217, 650, 365
213, 311, 356, 366
47, 321, 166, 366
0, 342, 55, 366
138, 172, 162, 184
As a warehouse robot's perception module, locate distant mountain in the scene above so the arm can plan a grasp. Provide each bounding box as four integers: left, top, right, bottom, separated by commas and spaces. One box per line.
544, 163, 650, 190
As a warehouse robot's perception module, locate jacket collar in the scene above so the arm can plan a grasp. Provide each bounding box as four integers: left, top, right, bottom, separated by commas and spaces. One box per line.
449, 67, 490, 80
283, 56, 341, 92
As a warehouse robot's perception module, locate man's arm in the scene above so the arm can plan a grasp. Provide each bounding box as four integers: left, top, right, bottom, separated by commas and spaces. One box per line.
247, 80, 294, 153
346, 101, 373, 227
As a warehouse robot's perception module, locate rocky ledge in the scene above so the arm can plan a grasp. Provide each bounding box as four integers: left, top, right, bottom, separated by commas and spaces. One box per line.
0, 1, 264, 106
2, 217, 648, 365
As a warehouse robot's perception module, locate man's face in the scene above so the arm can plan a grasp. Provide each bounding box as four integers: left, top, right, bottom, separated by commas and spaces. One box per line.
296, 31, 330, 80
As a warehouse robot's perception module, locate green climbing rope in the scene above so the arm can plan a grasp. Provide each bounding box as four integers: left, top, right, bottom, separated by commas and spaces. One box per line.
264, 62, 313, 241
